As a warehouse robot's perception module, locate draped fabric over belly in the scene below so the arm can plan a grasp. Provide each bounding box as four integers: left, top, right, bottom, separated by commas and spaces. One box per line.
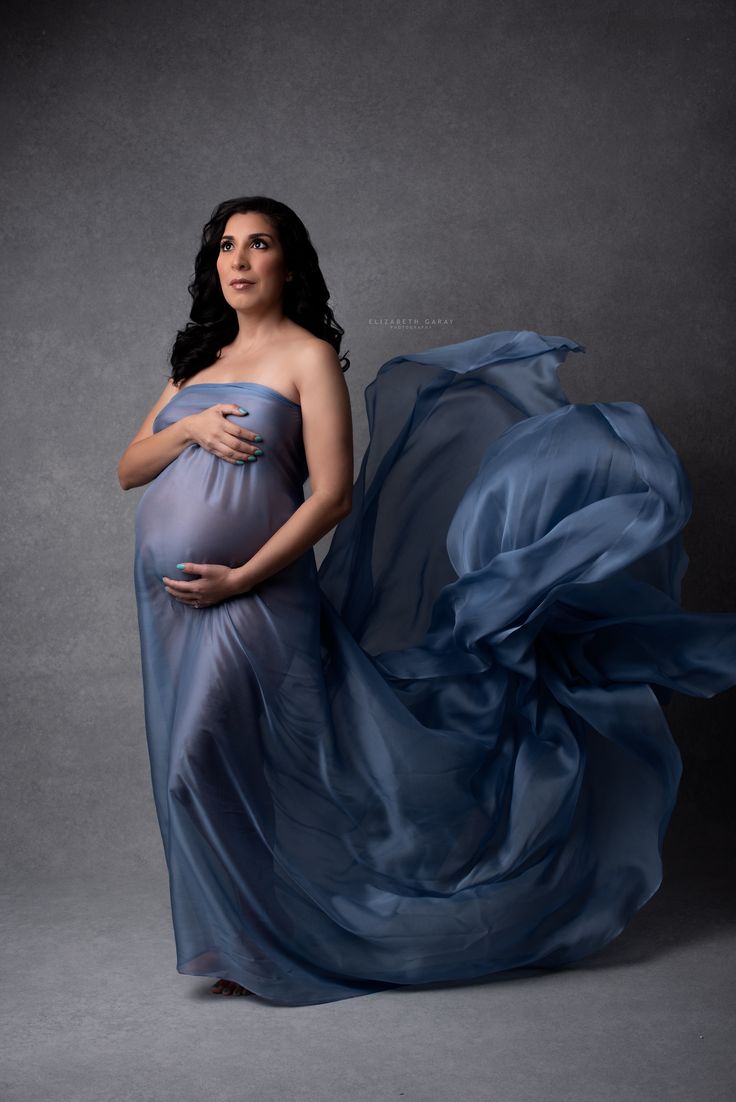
133, 331, 736, 1006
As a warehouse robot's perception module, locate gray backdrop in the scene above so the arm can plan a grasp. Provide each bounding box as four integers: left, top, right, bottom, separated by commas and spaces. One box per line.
2, 0, 734, 888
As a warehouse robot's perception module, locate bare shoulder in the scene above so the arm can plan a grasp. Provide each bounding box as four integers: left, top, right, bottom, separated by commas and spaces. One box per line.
292, 335, 347, 404
126, 376, 181, 447
290, 334, 353, 503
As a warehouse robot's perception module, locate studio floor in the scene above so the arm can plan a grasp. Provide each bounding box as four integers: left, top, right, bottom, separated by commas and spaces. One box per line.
2, 810, 734, 1102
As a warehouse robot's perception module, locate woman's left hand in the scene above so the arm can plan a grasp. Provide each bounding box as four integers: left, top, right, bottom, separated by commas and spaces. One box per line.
162, 562, 250, 608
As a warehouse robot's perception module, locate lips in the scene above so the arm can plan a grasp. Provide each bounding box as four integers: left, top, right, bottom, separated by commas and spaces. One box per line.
230, 279, 254, 287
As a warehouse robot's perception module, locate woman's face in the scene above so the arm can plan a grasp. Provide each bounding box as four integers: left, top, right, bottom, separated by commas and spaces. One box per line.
216, 211, 290, 312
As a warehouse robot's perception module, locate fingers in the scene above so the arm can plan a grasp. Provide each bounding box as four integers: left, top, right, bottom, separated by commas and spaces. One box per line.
174, 562, 209, 575
197, 405, 265, 463
220, 409, 265, 463
162, 563, 214, 608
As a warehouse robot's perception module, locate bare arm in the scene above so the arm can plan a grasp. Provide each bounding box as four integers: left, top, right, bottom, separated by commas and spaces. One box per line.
117, 379, 265, 490
117, 380, 194, 490
226, 342, 353, 594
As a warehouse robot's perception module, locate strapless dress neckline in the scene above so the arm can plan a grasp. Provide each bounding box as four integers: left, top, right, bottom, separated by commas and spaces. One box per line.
176, 380, 301, 410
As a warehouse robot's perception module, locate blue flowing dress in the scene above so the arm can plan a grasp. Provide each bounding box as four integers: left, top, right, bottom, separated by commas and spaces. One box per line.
133, 330, 736, 1006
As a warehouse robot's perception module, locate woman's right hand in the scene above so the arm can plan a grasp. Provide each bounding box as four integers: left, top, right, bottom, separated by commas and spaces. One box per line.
184, 404, 265, 464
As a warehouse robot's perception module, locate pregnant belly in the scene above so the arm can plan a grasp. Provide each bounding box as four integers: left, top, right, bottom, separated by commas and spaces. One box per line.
135, 458, 284, 579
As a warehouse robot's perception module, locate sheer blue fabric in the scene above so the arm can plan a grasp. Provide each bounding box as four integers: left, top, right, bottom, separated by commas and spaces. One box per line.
134, 330, 736, 1005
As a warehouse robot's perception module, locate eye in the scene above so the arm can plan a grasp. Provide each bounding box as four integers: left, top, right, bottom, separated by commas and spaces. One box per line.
219, 238, 269, 251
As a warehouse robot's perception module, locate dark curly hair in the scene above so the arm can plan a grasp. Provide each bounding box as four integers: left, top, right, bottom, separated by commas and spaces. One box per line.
168, 196, 349, 385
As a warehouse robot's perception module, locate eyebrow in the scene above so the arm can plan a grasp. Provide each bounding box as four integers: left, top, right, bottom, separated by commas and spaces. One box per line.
220, 232, 275, 241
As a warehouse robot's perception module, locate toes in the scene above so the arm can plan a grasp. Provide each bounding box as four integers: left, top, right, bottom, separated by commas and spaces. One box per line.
210, 977, 251, 996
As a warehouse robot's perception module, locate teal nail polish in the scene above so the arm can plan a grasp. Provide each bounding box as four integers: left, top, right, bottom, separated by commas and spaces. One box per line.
246, 455, 257, 462
253, 434, 263, 442
253, 449, 263, 455
176, 563, 186, 569
237, 407, 248, 414
235, 459, 245, 465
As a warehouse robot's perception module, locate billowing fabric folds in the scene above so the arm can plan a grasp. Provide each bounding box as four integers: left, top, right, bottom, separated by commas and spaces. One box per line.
134, 330, 736, 1005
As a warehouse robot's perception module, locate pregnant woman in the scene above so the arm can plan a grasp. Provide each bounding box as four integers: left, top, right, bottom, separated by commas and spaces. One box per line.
119, 195, 736, 1006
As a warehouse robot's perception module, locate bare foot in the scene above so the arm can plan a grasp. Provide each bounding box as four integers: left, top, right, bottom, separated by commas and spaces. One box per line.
210, 977, 252, 996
